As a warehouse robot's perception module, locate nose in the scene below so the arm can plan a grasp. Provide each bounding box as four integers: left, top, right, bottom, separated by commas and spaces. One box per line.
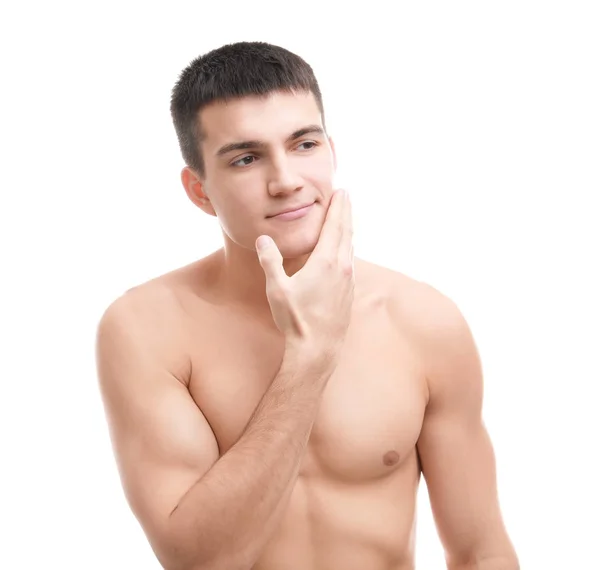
266, 153, 304, 196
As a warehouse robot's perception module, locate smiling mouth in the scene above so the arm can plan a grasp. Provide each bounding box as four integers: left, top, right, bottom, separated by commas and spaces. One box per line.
268, 202, 315, 220
268, 202, 314, 218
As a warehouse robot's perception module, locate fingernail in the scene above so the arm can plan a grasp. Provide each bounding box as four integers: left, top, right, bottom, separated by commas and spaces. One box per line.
257, 236, 271, 251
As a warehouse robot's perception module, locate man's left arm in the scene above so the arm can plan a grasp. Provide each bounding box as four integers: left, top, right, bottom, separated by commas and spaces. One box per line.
415, 286, 519, 570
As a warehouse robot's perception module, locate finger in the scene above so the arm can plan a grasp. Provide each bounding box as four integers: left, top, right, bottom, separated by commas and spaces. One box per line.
312, 189, 345, 259
338, 190, 353, 266
255, 235, 286, 289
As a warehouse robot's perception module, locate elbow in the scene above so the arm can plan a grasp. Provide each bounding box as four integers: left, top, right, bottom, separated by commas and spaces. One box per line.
166, 558, 253, 570
156, 540, 253, 570
446, 528, 519, 569
448, 554, 520, 570
154, 511, 257, 570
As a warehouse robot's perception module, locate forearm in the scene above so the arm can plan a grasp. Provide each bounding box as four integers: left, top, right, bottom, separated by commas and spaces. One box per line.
167, 342, 335, 570
448, 554, 520, 570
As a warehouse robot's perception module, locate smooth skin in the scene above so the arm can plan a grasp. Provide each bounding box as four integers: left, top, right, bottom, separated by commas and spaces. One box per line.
96, 91, 518, 570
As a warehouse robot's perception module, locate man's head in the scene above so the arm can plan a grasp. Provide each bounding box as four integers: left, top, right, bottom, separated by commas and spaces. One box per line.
170, 41, 338, 259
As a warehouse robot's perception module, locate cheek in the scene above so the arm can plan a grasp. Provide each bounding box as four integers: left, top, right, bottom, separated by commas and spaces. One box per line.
306, 158, 336, 191
214, 195, 265, 245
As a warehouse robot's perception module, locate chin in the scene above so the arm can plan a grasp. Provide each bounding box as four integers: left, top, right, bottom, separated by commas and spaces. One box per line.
277, 234, 319, 260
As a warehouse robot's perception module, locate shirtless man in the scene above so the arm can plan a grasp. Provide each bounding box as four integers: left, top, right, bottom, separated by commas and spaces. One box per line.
95, 41, 519, 570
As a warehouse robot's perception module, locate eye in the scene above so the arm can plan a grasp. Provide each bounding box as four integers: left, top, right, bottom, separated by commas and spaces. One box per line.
231, 155, 256, 168
230, 142, 318, 168
297, 141, 318, 151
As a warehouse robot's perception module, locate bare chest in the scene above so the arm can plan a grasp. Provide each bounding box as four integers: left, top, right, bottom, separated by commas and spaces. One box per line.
187, 297, 427, 483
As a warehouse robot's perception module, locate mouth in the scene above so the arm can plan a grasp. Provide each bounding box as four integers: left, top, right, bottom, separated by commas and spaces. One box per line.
267, 201, 316, 220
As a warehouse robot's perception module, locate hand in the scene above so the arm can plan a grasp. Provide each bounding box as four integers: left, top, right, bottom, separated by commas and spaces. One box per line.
255, 189, 355, 359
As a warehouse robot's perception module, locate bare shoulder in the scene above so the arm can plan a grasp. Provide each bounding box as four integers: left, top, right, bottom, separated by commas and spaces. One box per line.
365, 262, 477, 403
358, 259, 464, 338
97, 251, 216, 329
95, 261, 204, 385
98, 273, 186, 338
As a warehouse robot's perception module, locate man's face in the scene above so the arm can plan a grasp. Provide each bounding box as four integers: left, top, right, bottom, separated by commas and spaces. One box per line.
187, 90, 337, 259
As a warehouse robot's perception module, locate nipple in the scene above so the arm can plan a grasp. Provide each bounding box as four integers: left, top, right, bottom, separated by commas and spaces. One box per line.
383, 450, 400, 466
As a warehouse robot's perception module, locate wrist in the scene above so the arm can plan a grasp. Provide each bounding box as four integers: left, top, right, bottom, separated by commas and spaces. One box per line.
283, 337, 340, 374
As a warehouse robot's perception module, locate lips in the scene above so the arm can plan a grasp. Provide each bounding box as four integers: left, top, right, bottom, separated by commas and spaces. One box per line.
268, 202, 315, 218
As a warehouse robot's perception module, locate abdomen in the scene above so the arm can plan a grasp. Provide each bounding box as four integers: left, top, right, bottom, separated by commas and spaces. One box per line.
254, 460, 420, 570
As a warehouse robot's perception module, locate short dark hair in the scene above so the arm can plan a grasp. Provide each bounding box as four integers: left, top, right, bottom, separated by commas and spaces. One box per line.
170, 41, 326, 178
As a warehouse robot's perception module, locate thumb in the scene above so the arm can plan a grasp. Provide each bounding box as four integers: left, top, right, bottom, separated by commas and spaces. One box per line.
256, 235, 285, 285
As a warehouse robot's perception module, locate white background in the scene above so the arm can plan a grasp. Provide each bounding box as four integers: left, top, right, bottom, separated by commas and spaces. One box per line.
1, 1, 598, 568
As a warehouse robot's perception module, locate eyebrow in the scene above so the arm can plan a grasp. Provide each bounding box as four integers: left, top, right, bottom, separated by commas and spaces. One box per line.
215, 125, 325, 157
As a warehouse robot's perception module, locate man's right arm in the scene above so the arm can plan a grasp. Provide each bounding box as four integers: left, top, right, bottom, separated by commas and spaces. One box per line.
95, 290, 336, 570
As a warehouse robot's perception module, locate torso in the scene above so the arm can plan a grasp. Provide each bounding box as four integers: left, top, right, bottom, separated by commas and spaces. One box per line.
148, 251, 429, 570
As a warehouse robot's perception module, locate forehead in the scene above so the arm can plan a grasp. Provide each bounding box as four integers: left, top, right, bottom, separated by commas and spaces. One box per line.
199, 91, 323, 149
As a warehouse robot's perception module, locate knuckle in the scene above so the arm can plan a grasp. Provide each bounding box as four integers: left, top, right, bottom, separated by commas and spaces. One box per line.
268, 283, 288, 302
320, 255, 336, 269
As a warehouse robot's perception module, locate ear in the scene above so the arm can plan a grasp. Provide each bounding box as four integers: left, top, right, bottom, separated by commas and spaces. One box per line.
329, 136, 338, 172
181, 166, 217, 217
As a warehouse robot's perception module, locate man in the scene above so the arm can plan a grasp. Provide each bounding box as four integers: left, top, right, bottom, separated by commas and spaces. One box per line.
95, 41, 519, 570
